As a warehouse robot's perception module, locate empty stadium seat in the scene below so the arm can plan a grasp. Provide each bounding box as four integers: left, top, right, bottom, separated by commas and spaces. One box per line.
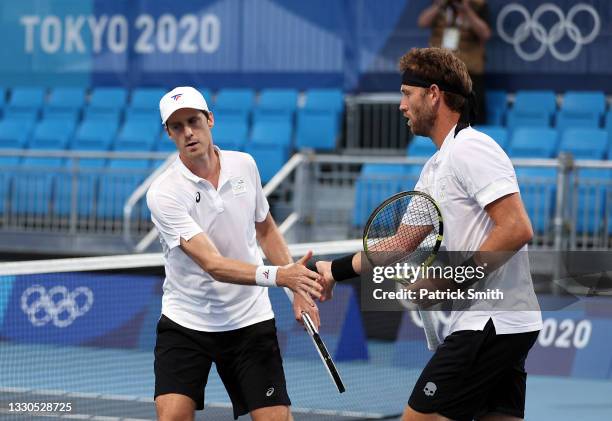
46, 87, 86, 114
507, 128, 558, 158
556, 91, 606, 131
214, 88, 255, 113
506, 90, 556, 128
485, 90, 507, 126
251, 121, 292, 146
213, 120, 248, 151
8, 87, 45, 111
258, 89, 298, 112
97, 159, 151, 219
0, 119, 32, 149
303, 89, 344, 113
130, 88, 166, 111
558, 128, 608, 159
476, 126, 509, 149
406, 136, 437, 157
85, 87, 127, 120
54, 159, 104, 217
30, 118, 76, 149
2, 108, 39, 126
71, 119, 119, 150
573, 169, 611, 235
352, 164, 414, 227
243, 143, 289, 183
295, 110, 338, 150
12, 157, 63, 216
515, 167, 557, 234
113, 120, 160, 151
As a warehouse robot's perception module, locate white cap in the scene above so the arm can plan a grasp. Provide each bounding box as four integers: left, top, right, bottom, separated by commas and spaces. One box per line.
159, 86, 209, 124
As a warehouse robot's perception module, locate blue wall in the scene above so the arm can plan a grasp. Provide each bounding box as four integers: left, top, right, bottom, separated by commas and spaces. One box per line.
1, 0, 610, 92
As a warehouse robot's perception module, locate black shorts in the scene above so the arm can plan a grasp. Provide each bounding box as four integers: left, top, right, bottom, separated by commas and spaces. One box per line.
154, 315, 291, 419
408, 319, 539, 421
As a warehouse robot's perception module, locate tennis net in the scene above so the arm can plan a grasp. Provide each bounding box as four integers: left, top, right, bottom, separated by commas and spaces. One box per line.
0, 241, 433, 420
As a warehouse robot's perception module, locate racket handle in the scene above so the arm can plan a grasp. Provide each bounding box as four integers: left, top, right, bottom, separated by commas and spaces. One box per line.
419, 310, 441, 351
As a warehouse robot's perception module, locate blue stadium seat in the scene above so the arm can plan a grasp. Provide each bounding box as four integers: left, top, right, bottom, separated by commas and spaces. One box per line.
213, 120, 248, 151
515, 167, 557, 234
406, 136, 437, 157
0, 172, 10, 216
54, 159, 105, 217
156, 133, 177, 152
97, 159, 150, 218
83, 107, 122, 122
558, 128, 608, 159
71, 119, 119, 150
246, 120, 293, 181
12, 157, 63, 216
303, 89, 344, 113
130, 88, 166, 111
243, 144, 288, 183
85, 87, 127, 121
253, 89, 297, 123
30, 118, 76, 149
214, 89, 255, 113
507, 90, 557, 129
485, 90, 507, 126
114, 120, 160, 151
251, 121, 292, 146
124, 107, 160, 124
258, 89, 298, 112
42, 108, 80, 122
295, 110, 338, 150
46, 87, 86, 114
0, 119, 32, 149
556, 91, 606, 131
507, 128, 558, 158
352, 164, 413, 227
212, 109, 250, 127
476, 125, 509, 150
2, 108, 39, 126
8, 87, 45, 111
573, 169, 611, 235
605, 111, 612, 150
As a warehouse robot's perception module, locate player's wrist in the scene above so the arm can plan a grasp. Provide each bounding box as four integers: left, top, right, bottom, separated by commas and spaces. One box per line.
255, 265, 279, 287
331, 254, 358, 282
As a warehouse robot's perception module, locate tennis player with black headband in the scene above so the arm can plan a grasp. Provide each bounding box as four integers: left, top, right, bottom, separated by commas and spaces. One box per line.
147, 86, 323, 421
315, 47, 542, 421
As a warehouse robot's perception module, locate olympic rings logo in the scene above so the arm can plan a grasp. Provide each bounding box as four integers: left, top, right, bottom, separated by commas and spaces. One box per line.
20, 285, 94, 328
496, 3, 600, 62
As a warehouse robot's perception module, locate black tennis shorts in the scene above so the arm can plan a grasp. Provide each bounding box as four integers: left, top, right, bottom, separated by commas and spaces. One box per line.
408, 319, 539, 421
154, 315, 290, 419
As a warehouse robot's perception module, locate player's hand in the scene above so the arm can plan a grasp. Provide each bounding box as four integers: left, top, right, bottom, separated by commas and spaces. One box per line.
276, 250, 323, 305
315, 260, 336, 302
293, 293, 320, 330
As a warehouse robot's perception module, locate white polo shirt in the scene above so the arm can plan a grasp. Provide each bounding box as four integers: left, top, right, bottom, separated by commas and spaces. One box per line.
415, 126, 542, 335
146, 148, 274, 332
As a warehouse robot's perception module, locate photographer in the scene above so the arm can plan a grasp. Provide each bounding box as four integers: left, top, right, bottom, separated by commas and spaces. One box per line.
418, 0, 491, 125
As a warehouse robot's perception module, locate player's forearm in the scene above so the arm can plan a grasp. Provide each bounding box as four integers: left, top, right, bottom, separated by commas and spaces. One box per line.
196, 253, 260, 285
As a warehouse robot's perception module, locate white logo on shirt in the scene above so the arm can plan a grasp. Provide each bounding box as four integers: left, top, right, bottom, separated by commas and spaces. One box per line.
266, 387, 275, 397
231, 177, 247, 196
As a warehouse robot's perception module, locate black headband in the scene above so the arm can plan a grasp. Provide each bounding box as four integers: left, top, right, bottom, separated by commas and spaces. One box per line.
401, 69, 478, 133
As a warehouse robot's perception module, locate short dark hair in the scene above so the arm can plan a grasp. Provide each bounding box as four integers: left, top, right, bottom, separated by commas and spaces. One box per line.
399, 47, 472, 113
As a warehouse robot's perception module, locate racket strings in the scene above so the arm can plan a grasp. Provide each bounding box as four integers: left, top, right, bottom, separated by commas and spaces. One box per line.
366, 194, 440, 266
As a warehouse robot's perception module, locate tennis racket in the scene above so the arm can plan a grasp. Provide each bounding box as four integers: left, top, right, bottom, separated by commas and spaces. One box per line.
301, 311, 346, 393
362, 190, 444, 351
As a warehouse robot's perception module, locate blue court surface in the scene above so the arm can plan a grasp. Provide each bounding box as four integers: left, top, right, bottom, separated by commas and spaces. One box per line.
1, 342, 611, 420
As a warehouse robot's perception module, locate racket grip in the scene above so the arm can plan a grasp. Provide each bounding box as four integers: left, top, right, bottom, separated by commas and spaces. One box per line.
419, 310, 441, 351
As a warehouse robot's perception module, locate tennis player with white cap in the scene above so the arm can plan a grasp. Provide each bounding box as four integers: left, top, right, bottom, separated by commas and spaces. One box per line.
147, 86, 322, 421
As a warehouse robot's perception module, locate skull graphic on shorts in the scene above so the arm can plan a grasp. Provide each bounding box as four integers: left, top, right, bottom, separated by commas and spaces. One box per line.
423, 382, 437, 397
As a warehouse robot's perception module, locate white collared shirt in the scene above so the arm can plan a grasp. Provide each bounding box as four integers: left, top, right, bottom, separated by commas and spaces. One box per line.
146, 148, 274, 331
416, 126, 542, 335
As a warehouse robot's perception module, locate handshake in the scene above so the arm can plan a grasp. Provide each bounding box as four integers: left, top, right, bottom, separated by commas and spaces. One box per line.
275, 251, 337, 304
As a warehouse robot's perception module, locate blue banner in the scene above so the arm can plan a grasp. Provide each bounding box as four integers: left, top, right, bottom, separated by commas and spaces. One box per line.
0, 272, 157, 348
0, 0, 610, 91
